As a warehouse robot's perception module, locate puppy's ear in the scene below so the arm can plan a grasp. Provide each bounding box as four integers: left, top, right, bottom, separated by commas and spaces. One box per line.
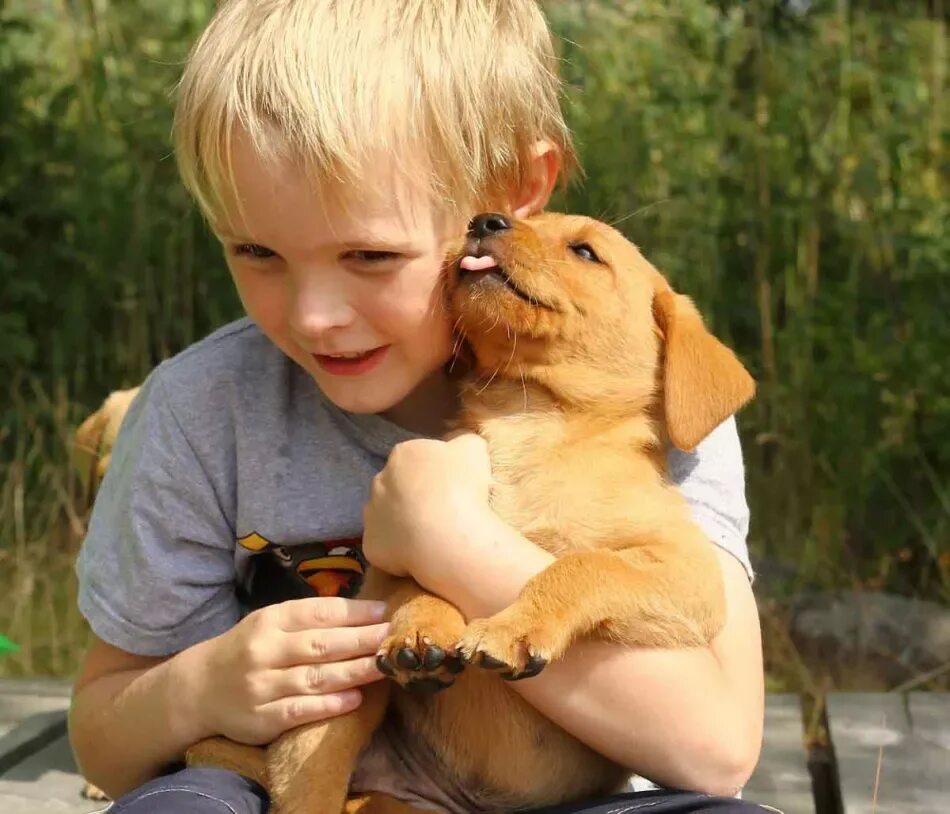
73, 407, 110, 497
72, 386, 141, 496
653, 290, 755, 451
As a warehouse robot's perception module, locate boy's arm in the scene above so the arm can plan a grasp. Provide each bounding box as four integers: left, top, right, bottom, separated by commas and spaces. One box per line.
416, 516, 763, 796
363, 425, 763, 796
69, 636, 212, 799
70, 597, 390, 800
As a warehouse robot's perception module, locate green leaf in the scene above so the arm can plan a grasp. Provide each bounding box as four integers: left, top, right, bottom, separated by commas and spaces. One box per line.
0, 635, 20, 656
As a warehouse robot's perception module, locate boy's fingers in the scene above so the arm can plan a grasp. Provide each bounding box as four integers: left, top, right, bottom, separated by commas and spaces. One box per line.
274, 597, 387, 632
445, 433, 490, 472
261, 688, 364, 731
276, 623, 390, 667
272, 655, 384, 699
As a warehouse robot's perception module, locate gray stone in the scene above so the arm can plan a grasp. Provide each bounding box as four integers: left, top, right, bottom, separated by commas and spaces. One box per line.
744, 695, 815, 813
786, 591, 950, 685
828, 692, 950, 813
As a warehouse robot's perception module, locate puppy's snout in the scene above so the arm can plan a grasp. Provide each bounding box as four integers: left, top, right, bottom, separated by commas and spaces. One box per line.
467, 213, 512, 240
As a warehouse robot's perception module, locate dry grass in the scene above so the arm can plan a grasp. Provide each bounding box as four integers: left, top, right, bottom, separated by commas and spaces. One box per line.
0, 376, 94, 678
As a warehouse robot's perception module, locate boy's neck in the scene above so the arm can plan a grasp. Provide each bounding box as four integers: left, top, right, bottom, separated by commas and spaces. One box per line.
381, 369, 461, 437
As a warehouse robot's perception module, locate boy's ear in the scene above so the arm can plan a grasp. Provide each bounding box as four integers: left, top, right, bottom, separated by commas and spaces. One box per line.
653, 289, 755, 452
511, 140, 562, 218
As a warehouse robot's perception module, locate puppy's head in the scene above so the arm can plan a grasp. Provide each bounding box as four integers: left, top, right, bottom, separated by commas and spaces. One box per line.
448, 212, 755, 451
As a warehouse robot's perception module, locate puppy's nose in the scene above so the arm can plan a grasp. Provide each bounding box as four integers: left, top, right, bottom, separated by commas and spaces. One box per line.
467, 213, 512, 239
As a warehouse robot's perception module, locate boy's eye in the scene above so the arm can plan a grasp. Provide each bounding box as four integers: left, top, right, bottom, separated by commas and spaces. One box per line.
233, 243, 276, 259
569, 242, 603, 264
346, 250, 401, 263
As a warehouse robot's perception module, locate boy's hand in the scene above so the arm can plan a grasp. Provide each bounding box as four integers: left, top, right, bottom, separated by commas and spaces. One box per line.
190, 597, 389, 745
362, 433, 493, 580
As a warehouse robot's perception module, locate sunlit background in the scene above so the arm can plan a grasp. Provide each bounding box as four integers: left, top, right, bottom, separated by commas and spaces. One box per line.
1, 1, 947, 699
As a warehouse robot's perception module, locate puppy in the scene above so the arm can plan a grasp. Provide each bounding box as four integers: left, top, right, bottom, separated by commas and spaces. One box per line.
73, 386, 141, 499
185, 211, 755, 814
72, 386, 141, 803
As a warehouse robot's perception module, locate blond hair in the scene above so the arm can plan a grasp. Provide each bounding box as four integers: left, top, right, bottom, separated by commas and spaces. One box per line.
173, 0, 576, 224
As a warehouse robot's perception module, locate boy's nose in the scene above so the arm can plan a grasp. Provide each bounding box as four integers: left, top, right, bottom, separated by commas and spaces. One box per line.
467, 213, 512, 239
288, 278, 356, 339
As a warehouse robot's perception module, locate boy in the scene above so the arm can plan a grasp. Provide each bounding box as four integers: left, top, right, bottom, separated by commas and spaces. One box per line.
69, 2, 768, 812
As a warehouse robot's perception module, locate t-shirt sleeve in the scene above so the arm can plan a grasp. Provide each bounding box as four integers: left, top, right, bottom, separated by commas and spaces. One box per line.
667, 416, 754, 581
75, 369, 241, 656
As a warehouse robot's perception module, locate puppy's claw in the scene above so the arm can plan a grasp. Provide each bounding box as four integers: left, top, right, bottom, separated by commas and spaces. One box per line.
502, 654, 547, 680
457, 615, 554, 680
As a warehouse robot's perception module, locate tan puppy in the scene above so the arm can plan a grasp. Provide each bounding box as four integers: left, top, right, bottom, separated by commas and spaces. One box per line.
80, 212, 754, 813
73, 386, 141, 498
186, 211, 754, 813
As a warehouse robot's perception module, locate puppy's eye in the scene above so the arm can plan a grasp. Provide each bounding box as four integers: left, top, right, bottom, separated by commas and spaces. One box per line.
569, 242, 602, 264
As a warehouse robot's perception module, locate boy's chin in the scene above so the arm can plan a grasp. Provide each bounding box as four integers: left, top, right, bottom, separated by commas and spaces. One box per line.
318, 384, 403, 416
311, 371, 418, 416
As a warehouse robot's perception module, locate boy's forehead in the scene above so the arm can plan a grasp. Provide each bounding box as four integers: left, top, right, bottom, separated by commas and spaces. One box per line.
218, 136, 456, 243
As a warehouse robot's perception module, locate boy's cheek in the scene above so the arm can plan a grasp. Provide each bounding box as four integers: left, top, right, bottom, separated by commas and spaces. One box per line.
230, 267, 282, 325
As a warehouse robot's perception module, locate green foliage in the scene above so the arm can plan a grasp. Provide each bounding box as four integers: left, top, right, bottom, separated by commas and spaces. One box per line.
0, 0, 947, 678
546, 0, 949, 598
0, 1, 238, 406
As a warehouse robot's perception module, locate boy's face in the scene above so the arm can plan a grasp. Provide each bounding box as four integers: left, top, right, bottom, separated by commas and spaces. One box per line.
217, 138, 460, 425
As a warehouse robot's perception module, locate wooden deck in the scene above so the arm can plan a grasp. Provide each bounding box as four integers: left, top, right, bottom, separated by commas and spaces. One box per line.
0, 679, 946, 813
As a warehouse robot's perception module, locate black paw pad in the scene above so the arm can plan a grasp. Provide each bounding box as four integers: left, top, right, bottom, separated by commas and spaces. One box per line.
445, 655, 465, 674
376, 653, 395, 676
396, 648, 421, 671
422, 646, 446, 671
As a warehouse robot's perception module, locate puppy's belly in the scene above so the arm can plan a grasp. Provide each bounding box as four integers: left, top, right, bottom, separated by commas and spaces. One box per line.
352, 671, 626, 813
350, 714, 493, 814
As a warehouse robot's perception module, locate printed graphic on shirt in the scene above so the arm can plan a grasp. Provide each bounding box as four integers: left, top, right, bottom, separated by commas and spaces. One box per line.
236, 532, 366, 610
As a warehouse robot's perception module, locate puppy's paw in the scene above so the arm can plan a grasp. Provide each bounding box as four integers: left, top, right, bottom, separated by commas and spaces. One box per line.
456, 611, 556, 680
81, 781, 109, 801
377, 619, 466, 694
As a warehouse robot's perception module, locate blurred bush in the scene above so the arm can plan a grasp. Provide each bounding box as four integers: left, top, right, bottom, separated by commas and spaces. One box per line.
1, 0, 947, 624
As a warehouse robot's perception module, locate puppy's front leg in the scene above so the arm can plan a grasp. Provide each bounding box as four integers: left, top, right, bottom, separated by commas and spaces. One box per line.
456, 537, 725, 679
375, 578, 468, 693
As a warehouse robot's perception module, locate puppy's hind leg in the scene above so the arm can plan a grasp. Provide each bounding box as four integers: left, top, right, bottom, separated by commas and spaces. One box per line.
267, 680, 390, 814
186, 737, 268, 787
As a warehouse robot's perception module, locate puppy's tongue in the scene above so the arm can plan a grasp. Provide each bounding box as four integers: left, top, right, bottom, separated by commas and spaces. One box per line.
460, 255, 498, 271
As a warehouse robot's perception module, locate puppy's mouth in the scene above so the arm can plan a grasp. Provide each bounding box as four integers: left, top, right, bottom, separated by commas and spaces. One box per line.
455, 245, 543, 307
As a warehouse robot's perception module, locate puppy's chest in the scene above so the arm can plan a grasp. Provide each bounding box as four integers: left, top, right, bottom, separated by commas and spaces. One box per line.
479, 416, 664, 556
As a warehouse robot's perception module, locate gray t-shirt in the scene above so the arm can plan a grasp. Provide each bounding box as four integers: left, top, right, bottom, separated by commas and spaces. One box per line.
76, 317, 753, 658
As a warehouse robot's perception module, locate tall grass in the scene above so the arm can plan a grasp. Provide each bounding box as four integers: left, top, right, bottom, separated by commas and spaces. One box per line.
1, 0, 947, 681
1, 377, 91, 676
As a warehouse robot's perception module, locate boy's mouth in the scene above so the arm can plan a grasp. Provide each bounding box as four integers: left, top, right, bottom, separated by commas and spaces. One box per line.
313, 346, 389, 376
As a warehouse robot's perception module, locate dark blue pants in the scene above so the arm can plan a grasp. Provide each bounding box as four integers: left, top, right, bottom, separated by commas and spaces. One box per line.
109, 767, 778, 813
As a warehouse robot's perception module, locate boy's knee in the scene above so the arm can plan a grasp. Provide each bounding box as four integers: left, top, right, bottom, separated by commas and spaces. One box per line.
110, 767, 269, 813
